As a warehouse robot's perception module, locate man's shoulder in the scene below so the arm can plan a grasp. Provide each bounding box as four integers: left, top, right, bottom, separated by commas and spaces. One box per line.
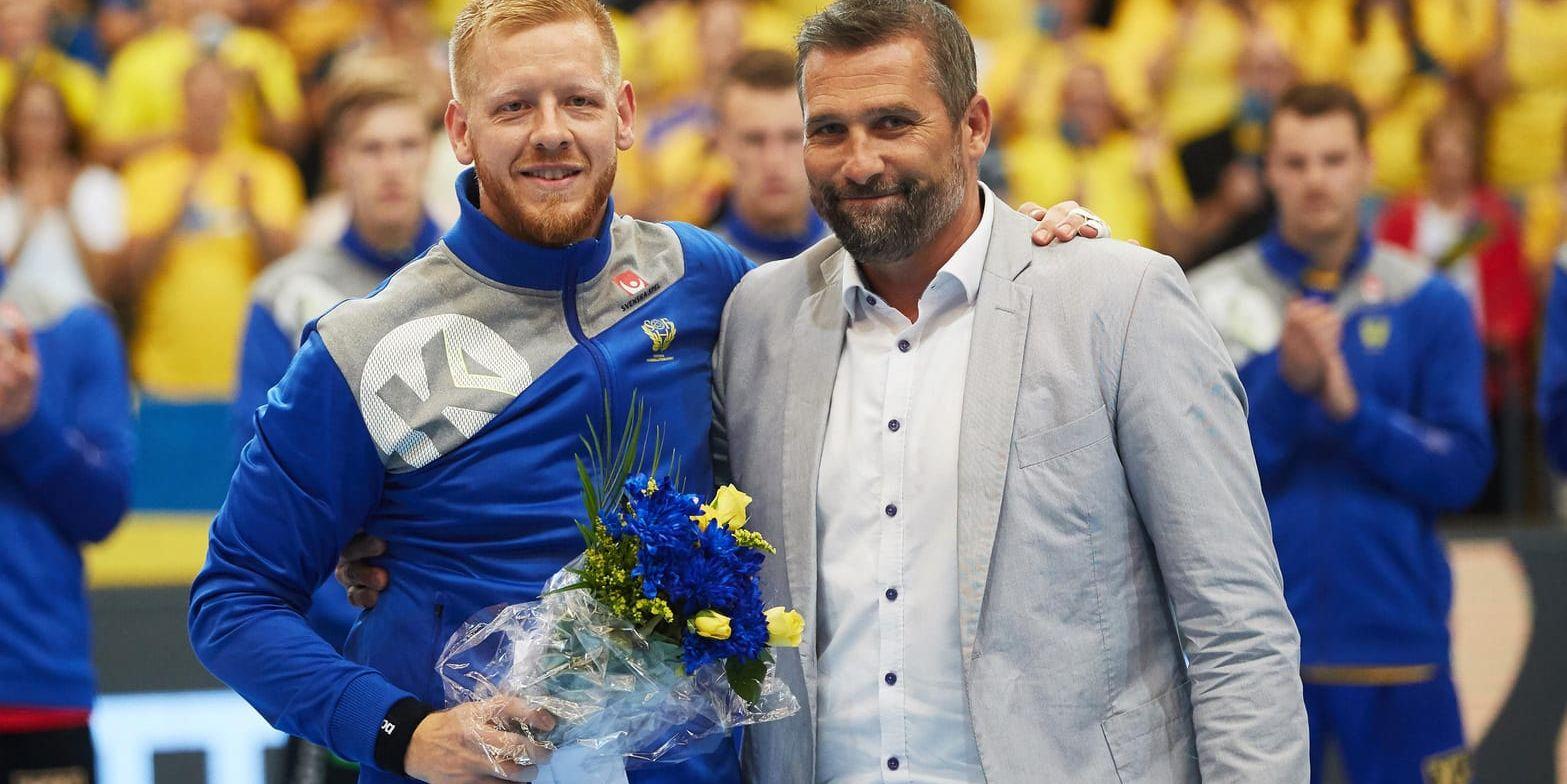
735, 235, 843, 298
1365, 242, 1440, 306
310, 244, 475, 353
252, 243, 382, 338
1015, 235, 1175, 306
1187, 243, 1270, 292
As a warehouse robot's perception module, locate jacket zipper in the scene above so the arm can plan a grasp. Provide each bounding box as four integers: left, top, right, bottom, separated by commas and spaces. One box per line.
562, 261, 617, 418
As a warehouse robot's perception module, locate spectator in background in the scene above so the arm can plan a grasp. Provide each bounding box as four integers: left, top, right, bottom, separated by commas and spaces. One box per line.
1180, 26, 1292, 267
1190, 84, 1491, 784
1537, 220, 1567, 475
1522, 119, 1567, 275
114, 56, 303, 401
232, 63, 439, 784
0, 79, 124, 303
1004, 60, 1196, 257
704, 49, 827, 263
0, 0, 101, 130
1533, 114, 1567, 476
1111, 0, 1249, 146
0, 232, 134, 784
981, 0, 1121, 150
1379, 101, 1534, 514
96, 0, 306, 165
633, 0, 796, 222
1475, 0, 1567, 192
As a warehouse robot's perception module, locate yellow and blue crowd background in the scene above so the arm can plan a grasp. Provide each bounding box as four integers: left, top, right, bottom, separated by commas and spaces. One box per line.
3, 0, 1567, 780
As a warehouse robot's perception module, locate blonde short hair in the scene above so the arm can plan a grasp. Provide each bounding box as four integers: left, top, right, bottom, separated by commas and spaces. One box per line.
448, 0, 621, 101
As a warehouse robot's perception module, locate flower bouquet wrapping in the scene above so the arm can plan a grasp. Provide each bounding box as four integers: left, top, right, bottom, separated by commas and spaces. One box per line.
436, 403, 801, 779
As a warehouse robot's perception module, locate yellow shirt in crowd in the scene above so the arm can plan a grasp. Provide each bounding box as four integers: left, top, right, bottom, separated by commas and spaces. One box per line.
1489, 0, 1567, 190
1111, 0, 1248, 145
98, 25, 304, 150
981, 29, 1127, 146
1413, 0, 1497, 73
1004, 131, 1194, 249
0, 48, 100, 132
1524, 181, 1566, 272
122, 142, 303, 399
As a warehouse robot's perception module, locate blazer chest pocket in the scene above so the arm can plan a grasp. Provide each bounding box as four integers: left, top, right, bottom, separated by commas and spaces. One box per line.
1017, 405, 1111, 468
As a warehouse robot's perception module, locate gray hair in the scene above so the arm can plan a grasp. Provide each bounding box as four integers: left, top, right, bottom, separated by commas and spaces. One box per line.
794, 0, 978, 123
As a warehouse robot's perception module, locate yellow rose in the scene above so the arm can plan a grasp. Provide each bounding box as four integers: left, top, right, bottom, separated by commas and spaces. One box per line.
764, 607, 804, 648
692, 484, 753, 530
692, 609, 732, 640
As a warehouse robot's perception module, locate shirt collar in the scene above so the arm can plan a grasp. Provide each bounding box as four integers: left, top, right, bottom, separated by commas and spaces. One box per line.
1260, 225, 1373, 301
339, 213, 443, 276
440, 168, 615, 290
840, 182, 995, 319
718, 202, 829, 262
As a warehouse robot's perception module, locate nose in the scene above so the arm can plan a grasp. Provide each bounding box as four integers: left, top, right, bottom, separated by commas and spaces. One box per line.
840, 130, 885, 185
533, 101, 572, 153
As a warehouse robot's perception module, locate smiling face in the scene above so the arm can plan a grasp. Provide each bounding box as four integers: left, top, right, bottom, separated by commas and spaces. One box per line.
444, 17, 635, 247
800, 35, 988, 266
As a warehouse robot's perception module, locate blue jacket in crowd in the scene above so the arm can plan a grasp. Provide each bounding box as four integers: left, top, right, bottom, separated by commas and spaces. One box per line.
1538, 253, 1567, 472
189, 169, 751, 783
0, 266, 134, 710
1190, 230, 1493, 668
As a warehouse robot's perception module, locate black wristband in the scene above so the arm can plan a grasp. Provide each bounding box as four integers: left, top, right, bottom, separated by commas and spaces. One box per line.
374, 697, 435, 777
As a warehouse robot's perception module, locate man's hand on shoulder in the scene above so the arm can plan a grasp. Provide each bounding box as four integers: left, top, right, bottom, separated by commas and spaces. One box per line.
1017, 200, 1114, 247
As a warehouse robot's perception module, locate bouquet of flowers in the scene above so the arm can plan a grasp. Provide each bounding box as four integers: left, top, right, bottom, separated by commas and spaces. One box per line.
437, 401, 801, 780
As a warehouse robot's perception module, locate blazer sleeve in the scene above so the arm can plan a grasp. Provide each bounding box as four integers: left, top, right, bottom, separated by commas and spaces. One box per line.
1112, 254, 1310, 782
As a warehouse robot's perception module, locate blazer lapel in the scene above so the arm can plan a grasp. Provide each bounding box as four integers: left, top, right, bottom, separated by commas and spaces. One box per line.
956, 208, 1036, 665
781, 246, 848, 729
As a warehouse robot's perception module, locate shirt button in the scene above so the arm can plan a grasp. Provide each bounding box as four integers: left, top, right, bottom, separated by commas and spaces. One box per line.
897, 339, 911, 352
867, 295, 878, 306
885, 672, 898, 686
884, 504, 898, 518
887, 419, 901, 432
885, 587, 898, 601
887, 757, 900, 771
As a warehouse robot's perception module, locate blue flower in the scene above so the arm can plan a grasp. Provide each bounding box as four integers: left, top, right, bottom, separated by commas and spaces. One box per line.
610, 473, 772, 671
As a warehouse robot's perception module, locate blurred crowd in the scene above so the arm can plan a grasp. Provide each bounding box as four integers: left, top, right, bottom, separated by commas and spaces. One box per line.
2, 0, 1567, 507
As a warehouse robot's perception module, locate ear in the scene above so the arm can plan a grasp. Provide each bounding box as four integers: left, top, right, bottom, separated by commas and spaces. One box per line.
964, 93, 992, 163
615, 80, 637, 151
445, 99, 474, 166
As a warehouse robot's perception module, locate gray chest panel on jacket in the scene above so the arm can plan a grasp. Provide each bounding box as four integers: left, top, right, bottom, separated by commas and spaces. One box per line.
314, 218, 686, 472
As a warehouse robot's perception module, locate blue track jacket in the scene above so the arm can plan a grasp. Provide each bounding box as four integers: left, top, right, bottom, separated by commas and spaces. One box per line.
232, 216, 440, 650
190, 170, 751, 782
0, 266, 133, 709
1189, 231, 1492, 667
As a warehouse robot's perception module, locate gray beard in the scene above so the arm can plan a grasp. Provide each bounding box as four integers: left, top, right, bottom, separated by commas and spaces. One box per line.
812, 164, 966, 267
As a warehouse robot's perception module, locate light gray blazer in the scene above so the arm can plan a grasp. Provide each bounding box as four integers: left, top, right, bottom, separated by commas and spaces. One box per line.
713, 202, 1309, 783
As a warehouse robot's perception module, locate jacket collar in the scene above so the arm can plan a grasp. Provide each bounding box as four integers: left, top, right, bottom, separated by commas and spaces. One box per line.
440, 168, 615, 290
1260, 226, 1372, 299
340, 213, 442, 276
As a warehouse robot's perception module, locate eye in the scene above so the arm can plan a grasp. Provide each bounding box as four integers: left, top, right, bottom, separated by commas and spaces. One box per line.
877, 116, 911, 130
808, 123, 844, 138
568, 95, 594, 108
499, 101, 524, 113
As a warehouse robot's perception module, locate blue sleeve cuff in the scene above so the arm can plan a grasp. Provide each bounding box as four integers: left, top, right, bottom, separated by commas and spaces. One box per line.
328, 671, 417, 768
0, 405, 75, 488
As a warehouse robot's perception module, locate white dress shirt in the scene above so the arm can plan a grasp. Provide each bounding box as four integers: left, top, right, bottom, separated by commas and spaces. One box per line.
814, 186, 995, 783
